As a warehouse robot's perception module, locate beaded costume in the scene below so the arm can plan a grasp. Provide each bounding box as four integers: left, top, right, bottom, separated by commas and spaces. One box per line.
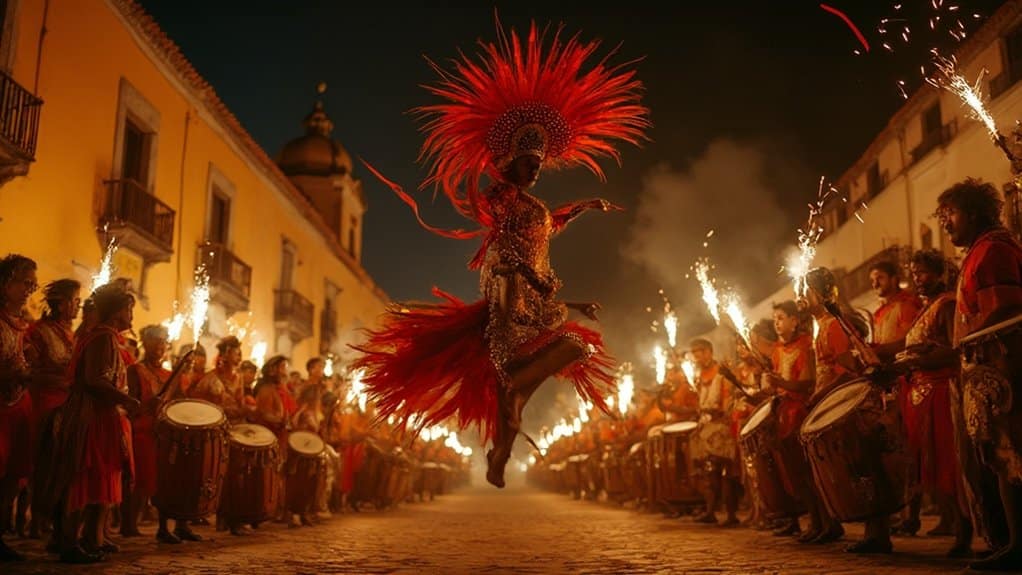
355, 22, 649, 443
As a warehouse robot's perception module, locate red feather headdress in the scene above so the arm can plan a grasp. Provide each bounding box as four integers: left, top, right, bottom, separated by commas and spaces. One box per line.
415, 20, 651, 231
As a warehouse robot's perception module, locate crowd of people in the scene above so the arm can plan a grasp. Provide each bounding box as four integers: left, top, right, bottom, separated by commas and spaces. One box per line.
0, 271, 469, 565
529, 177, 1022, 572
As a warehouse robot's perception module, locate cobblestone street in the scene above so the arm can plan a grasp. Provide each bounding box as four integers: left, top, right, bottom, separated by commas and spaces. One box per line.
4, 481, 983, 575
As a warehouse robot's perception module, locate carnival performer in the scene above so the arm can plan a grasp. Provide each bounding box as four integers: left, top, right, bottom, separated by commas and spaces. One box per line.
0, 255, 36, 562
191, 336, 248, 423
938, 178, 1022, 571
688, 339, 741, 527
895, 249, 972, 557
354, 20, 649, 488
761, 300, 816, 539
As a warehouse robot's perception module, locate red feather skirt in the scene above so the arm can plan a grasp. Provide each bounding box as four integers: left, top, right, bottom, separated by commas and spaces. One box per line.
353, 289, 615, 443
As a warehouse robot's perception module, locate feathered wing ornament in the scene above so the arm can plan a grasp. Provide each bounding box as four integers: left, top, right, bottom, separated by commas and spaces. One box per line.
368, 19, 650, 248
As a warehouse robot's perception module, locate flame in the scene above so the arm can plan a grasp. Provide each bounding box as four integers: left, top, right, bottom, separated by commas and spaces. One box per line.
681, 359, 697, 391
324, 357, 334, 377
663, 308, 678, 348
572, 417, 582, 433
226, 311, 254, 345
927, 51, 998, 140
251, 341, 268, 369
189, 266, 211, 343
577, 392, 592, 423
694, 259, 721, 324
653, 345, 668, 385
617, 373, 634, 416
90, 237, 118, 293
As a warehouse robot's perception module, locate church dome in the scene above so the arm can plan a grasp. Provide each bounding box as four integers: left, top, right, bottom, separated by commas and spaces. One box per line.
277, 86, 353, 177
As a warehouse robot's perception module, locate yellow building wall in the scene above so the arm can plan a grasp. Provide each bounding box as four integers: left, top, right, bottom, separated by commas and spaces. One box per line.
0, 0, 386, 370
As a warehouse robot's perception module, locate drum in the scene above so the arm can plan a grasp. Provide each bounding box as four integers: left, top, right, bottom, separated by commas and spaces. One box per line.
644, 425, 664, 506
658, 421, 702, 505
221, 423, 280, 523
153, 399, 228, 520
739, 399, 802, 519
625, 441, 647, 503
285, 430, 325, 514
800, 378, 907, 522
602, 445, 626, 498
565, 454, 586, 498
421, 461, 442, 499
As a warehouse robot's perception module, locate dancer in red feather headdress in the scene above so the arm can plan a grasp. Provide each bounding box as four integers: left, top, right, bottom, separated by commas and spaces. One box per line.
355, 18, 650, 488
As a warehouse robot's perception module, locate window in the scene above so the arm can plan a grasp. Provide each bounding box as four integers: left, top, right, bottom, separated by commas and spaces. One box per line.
922, 103, 941, 137
865, 161, 883, 199
280, 239, 296, 290
1008, 26, 1022, 78
208, 186, 230, 245
121, 117, 152, 184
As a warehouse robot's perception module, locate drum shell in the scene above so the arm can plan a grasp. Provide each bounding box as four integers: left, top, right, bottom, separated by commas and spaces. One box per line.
739, 402, 803, 519
625, 442, 647, 502
657, 425, 702, 505
221, 433, 280, 523
285, 443, 324, 514
153, 401, 229, 520
601, 447, 626, 496
801, 381, 907, 522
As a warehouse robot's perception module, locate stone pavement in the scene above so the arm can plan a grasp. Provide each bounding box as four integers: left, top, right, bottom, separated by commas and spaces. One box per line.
3, 485, 988, 574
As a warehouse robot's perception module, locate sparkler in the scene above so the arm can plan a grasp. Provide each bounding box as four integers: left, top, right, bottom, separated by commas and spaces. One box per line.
162, 305, 186, 343
926, 50, 1015, 163
653, 345, 668, 385
694, 258, 721, 324
617, 373, 634, 416
577, 392, 593, 423
324, 356, 334, 377
723, 293, 751, 345
785, 177, 830, 299
251, 341, 268, 369
189, 266, 211, 344
347, 367, 368, 411
680, 359, 696, 391
90, 237, 118, 293
663, 308, 678, 349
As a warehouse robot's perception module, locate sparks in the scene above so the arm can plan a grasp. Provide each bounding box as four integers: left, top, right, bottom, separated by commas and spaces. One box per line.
653, 345, 668, 385
90, 237, 118, 293
617, 373, 634, 416
663, 308, 678, 348
324, 356, 334, 377
786, 177, 829, 299
681, 359, 697, 392
927, 51, 998, 141
723, 293, 752, 346
189, 266, 211, 344
694, 258, 721, 324
577, 392, 593, 423
347, 367, 368, 411
251, 341, 268, 369
162, 307, 186, 343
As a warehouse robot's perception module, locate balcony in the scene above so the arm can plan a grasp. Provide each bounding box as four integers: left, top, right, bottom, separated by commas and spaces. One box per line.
274, 289, 314, 342
198, 242, 252, 313
910, 121, 958, 165
990, 57, 1022, 100
100, 179, 175, 262
836, 245, 911, 301
0, 69, 42, 183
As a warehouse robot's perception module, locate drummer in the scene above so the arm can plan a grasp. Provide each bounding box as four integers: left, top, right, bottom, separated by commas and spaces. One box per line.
894, 249, 971, 557
761, 300, 818, 540
688, 338, 741, 527
660, 350, 698, 422
938, 178, 1022, 571
191, 336, 249, 424
252, 356, 291, 521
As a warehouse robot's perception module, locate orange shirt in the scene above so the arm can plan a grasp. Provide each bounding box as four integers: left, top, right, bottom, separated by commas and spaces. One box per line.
874, 289, 922, 345
771, 332, 814, 400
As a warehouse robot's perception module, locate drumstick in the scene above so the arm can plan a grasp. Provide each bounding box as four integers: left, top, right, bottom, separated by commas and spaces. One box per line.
822, 301, 882, 369
156, 349, 195, 399
716, 363, 754, 400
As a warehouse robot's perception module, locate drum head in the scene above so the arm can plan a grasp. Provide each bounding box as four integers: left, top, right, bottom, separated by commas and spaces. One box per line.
288, 431, 325, 455
802, 380, 872, 435
740, 400, 773, 437
647, 424, 665, 438
662, 421, 697, 434
229, 423, 276, 448
629, 442, 644, 455
165, 399, 225, 427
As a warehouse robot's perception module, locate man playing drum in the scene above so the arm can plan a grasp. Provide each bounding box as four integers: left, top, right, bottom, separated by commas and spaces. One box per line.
939, 178, 1022, 571
894, 249, 971, 557
191, 336, 249, 424
688, 339, 741, 527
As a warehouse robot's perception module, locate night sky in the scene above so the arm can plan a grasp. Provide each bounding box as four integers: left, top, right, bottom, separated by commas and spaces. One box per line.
139, 1, 1002, 422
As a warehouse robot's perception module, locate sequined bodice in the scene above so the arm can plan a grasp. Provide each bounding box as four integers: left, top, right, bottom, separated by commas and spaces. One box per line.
481, 185, 567, 369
